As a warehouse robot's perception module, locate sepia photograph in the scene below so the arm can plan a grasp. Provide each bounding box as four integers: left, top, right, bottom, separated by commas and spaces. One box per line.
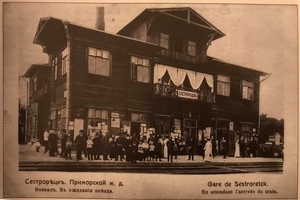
3, 2, 298, 199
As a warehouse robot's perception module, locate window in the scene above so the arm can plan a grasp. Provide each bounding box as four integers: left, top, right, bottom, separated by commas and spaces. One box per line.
62, 56, 67, 75
217, 75, 230, 96
131, 56, 150, 83
242, 80, 254, 101
188, 41, 196, 56
30, 77, 37, 94
131, 113, 148, 122
50, 110, 56, 130
52, 57, 58, 80
159, 33, 169, 49
87, 108, 109, 135
88, 47, 111, 76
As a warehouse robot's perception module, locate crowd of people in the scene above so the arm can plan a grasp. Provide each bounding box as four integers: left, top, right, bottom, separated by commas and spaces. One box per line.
37, 129, 259, 163
234, 137, 259, 158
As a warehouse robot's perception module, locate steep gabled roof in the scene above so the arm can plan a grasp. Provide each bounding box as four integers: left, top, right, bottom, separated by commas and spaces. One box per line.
117, 7, 225, 40
33, 17, 164, 55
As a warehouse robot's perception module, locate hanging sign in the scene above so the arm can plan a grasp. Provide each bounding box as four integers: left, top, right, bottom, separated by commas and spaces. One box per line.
177, 90, 198, 100
111, 118, 120, 128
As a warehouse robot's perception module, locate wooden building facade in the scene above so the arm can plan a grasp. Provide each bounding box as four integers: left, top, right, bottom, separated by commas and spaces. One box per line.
28, 7, 267, 156
24, 64, 51, 141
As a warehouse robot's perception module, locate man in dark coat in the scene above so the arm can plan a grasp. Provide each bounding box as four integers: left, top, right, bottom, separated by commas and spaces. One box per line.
167, 137, 175, 162
220, 137, 227, 159
60, 129, 67, 158
115, 134, 124, 161
92, 133, 101, 160
240, 138, 246, 158
102, 132, 110, 160
98, 131, 104, 158
75, 130, 85, 161
48, 130, 55, 157
187, 136, 195, 161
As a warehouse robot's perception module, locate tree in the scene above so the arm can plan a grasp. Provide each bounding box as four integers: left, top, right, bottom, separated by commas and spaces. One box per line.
259, 113, 284, 144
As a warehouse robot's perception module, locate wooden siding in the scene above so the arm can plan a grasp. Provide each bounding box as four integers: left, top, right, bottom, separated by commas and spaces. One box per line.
50, 75, 66, 110
69, 38, 154, 120
126, 21, 148, 41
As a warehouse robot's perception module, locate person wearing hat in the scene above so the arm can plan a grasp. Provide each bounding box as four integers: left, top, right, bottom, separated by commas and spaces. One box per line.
48, 130, 56, 157
75, 130, 85, 161
102, 132, 110, 160
60, 129, 67, 158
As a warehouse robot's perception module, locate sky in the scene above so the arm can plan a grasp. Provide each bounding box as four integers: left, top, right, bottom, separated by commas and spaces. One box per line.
4, 3, 298, 120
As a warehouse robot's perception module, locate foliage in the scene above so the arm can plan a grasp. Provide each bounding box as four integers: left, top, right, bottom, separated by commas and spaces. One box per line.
259, 113, 284, 144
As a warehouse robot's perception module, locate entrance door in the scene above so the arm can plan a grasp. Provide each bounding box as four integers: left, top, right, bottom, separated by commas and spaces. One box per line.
217, 129, 229, 155
131, 122, 141, 139
183, 119, 198, 152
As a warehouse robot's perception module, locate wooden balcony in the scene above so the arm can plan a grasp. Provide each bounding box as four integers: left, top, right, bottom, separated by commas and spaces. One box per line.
30, 85, 49, 102
153, 83, 215, 103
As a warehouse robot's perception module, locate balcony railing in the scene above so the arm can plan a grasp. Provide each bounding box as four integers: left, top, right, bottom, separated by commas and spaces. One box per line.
30, 85, 48, 102
153, 83, 215, 103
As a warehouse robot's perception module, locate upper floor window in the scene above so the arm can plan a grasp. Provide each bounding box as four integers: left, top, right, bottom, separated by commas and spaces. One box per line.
159, 33, 169, 49
62, 56, 67, 75
30, 77, 37, 94
52, 57, 58, 80
242, 80, 254, 101
88, 47, 111, 76
217, 75, 230, 96
188, 41, 196, 56
131, 56, 150, 83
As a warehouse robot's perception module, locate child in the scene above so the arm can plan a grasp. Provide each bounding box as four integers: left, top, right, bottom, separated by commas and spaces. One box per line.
86, 136, 94, 161
35, 139, 41, 152
66, 136, 73, 160
149, 140, 155, 161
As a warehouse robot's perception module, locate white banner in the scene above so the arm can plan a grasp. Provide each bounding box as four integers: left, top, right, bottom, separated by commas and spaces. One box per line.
177, 90, 198, 99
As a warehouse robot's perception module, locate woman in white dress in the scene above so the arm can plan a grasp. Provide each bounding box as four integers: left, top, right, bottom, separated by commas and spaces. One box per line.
203, 138, 213, 162
163, 137, 169, 158
234, 139, 240, 158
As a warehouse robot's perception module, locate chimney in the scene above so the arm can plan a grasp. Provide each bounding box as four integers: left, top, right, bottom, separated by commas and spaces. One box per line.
96, 7, 105, 31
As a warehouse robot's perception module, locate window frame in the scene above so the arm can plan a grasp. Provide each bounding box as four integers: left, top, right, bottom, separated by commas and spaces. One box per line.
52, 57, 58, 80
130, 56, 151, 83
87, 47, 111, 77
30, 76, 38, 94
187, 40, 196, 56
217, 75, 231, 97
242, 80, 254, 101
62, 55, 67, 75
87, 108, 109, 135
159, 33, 169, 49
